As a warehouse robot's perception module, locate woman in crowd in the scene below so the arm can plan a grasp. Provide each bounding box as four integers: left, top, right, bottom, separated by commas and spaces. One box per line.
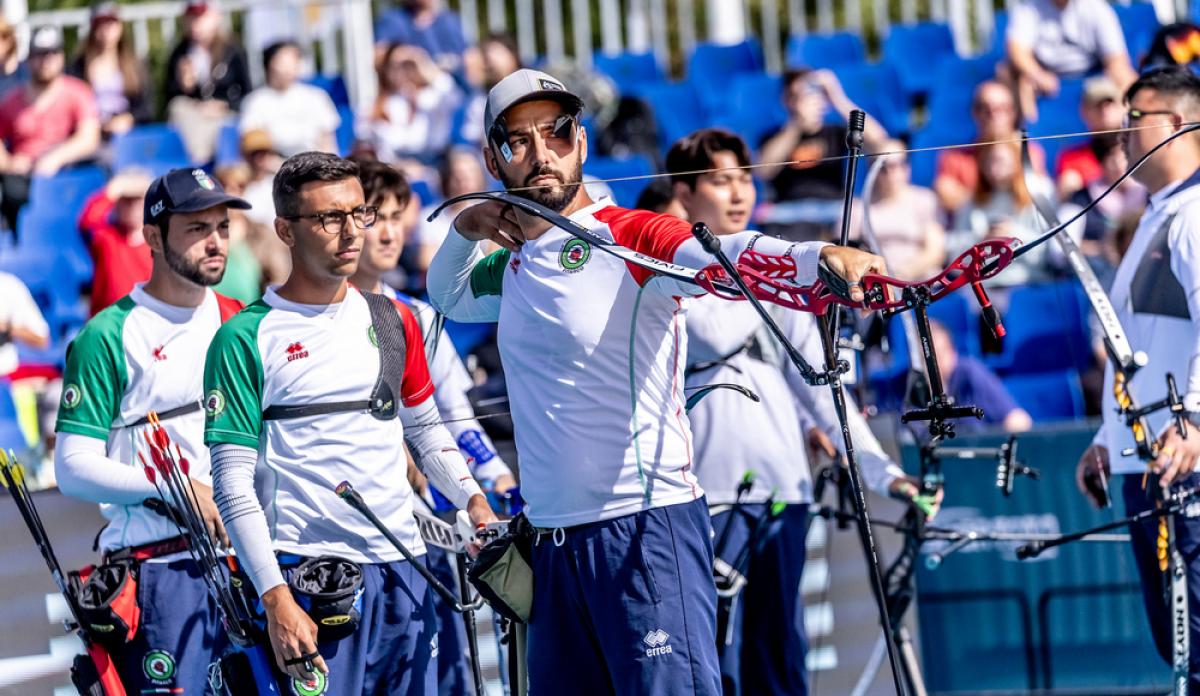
70, 2, 153, 139
0, 17, 25, 99
362, 43, 463, 168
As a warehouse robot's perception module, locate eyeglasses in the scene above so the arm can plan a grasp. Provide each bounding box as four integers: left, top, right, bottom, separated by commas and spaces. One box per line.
1123, 108, 1181, 128
283, 205, 378, 234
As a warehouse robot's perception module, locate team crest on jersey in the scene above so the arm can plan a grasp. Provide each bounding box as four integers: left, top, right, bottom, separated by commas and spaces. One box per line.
193, 169, 216, 190
62, 383, 83, 410
204, 388, 226, 417
291, 670, 327, 696
142, 649, 176, 684
559, 238, 591, 272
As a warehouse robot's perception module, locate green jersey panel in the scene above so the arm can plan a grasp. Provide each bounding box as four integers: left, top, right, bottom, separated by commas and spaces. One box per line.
203, 300, 269, 448
469, 248, 511, 298
55, 296, 134, 440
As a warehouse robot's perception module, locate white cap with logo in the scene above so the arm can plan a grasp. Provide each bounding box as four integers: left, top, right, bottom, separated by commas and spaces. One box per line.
484, 68, 584, 150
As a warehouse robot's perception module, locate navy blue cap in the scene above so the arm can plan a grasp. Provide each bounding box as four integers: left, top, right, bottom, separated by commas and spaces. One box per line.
144, 168, 250, 224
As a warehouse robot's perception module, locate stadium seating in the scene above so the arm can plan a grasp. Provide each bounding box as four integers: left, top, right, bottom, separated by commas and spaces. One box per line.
834, 62, 911, 136
687, 39, 765, 113
0, 381, 25, 451
715, 73, 786, 147
622, 81, 708, 151
214, 121, 243, 168
336, 105, 356, 157
28, 165, 107, 213
881, 22, 958, 98
594, 51, 665, 87
585, 154, 655, 207
785, 31, 867, 69
112, 124, 193, 175
1114, 2, 1160, 64
16, 208, 93, 291
305, 74, 351, 107
989, 281, 1091, 375
1006, 369, 1086, 420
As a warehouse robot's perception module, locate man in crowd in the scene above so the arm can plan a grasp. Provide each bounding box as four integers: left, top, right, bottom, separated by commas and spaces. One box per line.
205, 152, 497, 694
669, 127, 930, 694
1056, 76, 1127, 197
239, 39, 340, 157
54, 168, 247, 693
0, 26, 100, 233
78, 168, 153, 315
1076, 66, 1200, 690
427, 68, 887, 694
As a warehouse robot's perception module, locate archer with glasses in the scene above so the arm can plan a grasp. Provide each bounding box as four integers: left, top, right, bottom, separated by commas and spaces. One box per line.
1076, 66, 1200, 690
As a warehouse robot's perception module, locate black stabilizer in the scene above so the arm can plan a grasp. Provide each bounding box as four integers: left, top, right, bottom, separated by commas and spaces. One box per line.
846, 109, 866, 150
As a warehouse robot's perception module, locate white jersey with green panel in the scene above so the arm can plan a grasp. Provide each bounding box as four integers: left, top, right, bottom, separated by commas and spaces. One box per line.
427, 200, 828, 528
203, 286, 436, 562
54, 285, 235, 553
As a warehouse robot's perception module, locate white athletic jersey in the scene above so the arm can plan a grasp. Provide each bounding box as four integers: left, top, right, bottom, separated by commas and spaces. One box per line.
686, 297, 904, 504
55, 285, 242, 552
203, 286, 436, 562
427, 200, 828, 527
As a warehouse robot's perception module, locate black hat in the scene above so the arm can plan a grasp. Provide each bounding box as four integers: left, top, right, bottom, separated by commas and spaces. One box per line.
145, 168, 250, 224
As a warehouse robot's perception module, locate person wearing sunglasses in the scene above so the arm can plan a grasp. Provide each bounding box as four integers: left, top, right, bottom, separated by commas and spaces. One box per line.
1056, 76, 1128, 198
204, 152, 498, 694
1076, 66, 1200, 691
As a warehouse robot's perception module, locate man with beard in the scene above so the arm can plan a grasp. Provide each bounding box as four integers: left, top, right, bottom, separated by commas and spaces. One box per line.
204, 152, 498, 695
426, 69, 888, 694
53, 167, 248, 694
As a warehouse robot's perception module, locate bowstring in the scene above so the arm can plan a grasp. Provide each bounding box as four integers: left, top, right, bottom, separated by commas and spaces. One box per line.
500, 121, 1200, 195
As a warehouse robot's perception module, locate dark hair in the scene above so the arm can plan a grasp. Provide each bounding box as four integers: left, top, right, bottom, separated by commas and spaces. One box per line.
781, 67, 814, 92
634, 179, 677, 213
262, 39, 301, 74
1090, 132, 1123, 161
1125, 65, 1200, 105
665, 128, 752, 189
482, 32, 520, 64
358, 160, 412, 209
273, 152, 360, 217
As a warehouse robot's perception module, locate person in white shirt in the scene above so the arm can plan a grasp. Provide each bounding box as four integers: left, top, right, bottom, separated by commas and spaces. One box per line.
0, 272, 49, 377
204, 152, 497, 694
53, 167, 249, 694
668, 127, 929, 694
362, 43, 463, 165
239, 40, 339, 157
426, 68, 888, 695
1074, 66, 1200, 689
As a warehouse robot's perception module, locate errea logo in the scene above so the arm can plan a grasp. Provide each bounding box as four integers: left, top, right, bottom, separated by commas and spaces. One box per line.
643, 629, 672, 657
286, 342, 309, 362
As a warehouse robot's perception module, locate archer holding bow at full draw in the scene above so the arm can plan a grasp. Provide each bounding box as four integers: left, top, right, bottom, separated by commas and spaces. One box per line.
426, 68, 887, 694
1075, 66, 1200, 689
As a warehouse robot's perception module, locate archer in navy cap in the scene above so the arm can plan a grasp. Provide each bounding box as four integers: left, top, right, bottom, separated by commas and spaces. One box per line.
144, 167, 250, 225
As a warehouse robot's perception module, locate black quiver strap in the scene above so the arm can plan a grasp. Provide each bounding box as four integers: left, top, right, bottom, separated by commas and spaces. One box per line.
262, 291, 407, 421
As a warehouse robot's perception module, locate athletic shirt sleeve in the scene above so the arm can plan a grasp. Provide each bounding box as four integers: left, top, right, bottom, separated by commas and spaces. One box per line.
55, 302, 130, 440
203, 304, 268, 448
392, 299, 436, 407
593, 206, 693, 287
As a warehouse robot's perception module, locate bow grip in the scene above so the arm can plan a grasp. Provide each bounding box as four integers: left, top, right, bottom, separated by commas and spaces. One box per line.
691, 222, 722, 255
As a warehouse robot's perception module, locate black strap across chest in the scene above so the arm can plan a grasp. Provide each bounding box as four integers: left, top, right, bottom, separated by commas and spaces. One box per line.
261, 291, 408, 422
1131, 213, 1192, 321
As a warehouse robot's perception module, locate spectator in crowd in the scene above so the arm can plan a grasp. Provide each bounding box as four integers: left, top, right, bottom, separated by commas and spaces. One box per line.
1055, 76, 1126, 196
757, 68, 887, 240
0, 17, 27, 100
1060, 133, 1146, 265
634, 178, 688, 219
1003, 0, 1137, 122
931, 320, 1033, 433
78, 168, 152, 315
69, 2, 153, 139
0, 26, 101, 234
848, 140, 946, 281
238, 128, 282, 226
363, 43, 463, 168
416, 146, 486, 271
0, 271, 49, 379
949, 140, 1056, 286
457, 32, 522, 145
164, 0, 252, 163
210, 164, 264, 302
934, 81, 1045, 214
375, 0, 469, 76
239, 40, 339, 157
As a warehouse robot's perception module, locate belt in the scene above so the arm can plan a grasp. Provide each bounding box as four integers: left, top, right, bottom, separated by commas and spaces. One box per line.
123, 401, 202, 428
105, 535, 189, 563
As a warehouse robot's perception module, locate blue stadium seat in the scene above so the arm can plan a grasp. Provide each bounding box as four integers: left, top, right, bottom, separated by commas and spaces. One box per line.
624, 81, 707, 150
687, 40, 765, 113
112, 124, 192, 172
990, 11, 1009, 57
336, 105, 356, 157
16, 209, 92, 288
594, 51, 664, 86
785, 31, 866, 69
214, 121, 243, 168
991, 281, 1091, 374
928, 288, 980, 358
1114, 2, 1159, 61
834, 62, 911, 136
305, 74, 350, 107
882, 22, 958, 98
1030, 78, 1087, 167
714, 73, 786, 147
585, 155, 655, 207
927, 54, 1001, 123
28, 165, 107, 212
908, 122, 974, 187
1006, 369, 1085, 420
